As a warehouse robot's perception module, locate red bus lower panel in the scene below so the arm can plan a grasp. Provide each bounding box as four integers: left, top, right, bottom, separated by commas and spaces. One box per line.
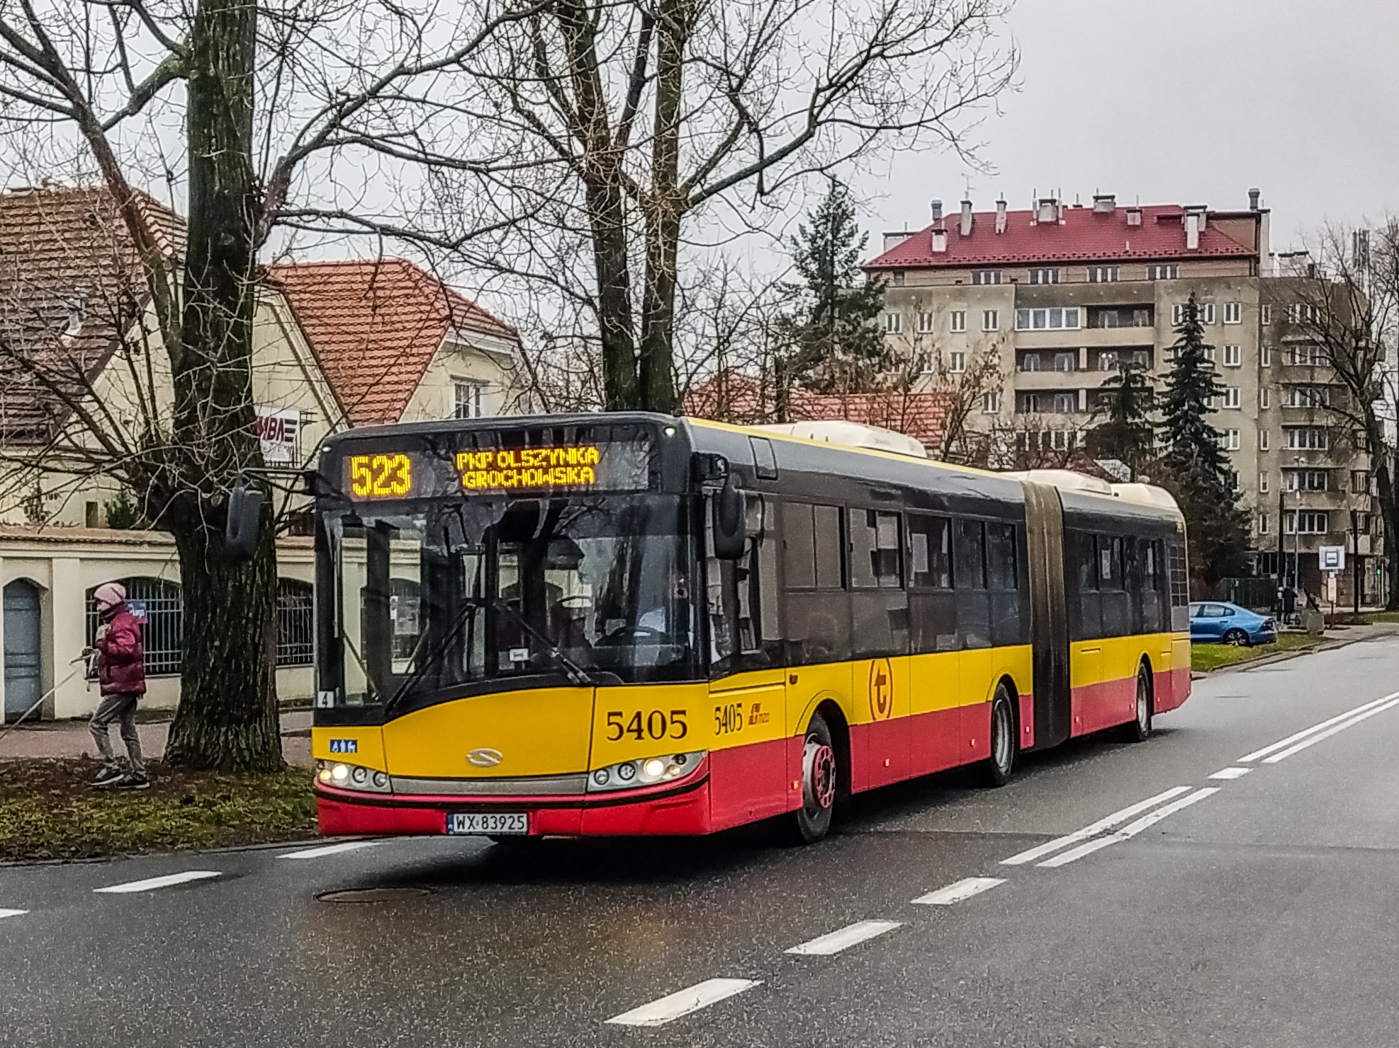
1070, 677, 1138, 737
1154, 665, 1191, 715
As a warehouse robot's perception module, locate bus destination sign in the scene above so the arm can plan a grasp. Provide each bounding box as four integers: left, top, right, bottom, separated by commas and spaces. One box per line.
341, 437, 651, 500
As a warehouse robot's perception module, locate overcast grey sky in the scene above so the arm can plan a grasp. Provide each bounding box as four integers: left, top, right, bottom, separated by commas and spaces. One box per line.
870, 0, 1399, 253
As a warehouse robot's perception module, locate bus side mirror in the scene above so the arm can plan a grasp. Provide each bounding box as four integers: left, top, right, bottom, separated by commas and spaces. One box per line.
225, 485, 263, 563
712, 479, 745, 560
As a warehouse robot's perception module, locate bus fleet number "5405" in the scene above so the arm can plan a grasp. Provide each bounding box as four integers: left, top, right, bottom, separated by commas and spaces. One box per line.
604, 710, 688, 741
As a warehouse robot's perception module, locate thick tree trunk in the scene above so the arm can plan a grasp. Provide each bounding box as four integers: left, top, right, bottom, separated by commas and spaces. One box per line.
163, 0, 282, 770
587, 176, 640, 411
1375, 460, 1399, 610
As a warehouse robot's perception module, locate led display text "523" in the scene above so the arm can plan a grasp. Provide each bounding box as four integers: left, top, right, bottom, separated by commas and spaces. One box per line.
349, 454, 412, 498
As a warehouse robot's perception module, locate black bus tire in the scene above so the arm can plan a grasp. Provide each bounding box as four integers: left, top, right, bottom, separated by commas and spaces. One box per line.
792, 711, 838, 845
980, 682, 1017, 787
1123, 664, 1153, 743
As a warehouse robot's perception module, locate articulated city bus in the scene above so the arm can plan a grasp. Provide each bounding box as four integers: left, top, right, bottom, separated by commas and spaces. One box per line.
308, 413, 1191, 843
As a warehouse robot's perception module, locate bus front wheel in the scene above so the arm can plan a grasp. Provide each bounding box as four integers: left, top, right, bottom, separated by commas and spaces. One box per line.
792, 712, 838, 844
980, 683, 1017, 787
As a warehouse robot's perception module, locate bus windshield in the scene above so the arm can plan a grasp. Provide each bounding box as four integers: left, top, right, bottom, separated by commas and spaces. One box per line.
321, 494, 697, 707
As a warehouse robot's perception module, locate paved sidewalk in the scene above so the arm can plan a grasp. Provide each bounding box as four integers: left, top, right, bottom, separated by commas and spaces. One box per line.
0, 709, 314, 767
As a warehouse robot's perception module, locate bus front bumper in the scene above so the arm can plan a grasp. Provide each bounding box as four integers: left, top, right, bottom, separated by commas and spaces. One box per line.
312, 772, 714, 838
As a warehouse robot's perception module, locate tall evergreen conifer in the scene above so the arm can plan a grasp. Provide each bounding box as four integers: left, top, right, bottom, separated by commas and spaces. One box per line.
1087, 361, 1156, 478
1155, 294, 1250, 589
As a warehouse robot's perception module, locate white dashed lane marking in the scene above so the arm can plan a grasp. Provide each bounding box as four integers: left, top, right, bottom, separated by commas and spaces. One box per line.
1239, 692, 1399, 763
785, 920, 902, 956
93, 871, 222, 894
1000, 786, 1192, 866
0, 909, 27, 920
1038, 787, 1220, 868
912, 877, 1005, 906
1261, 696, 1399, 764
278, 840, 381, 860
605, 978, 761, 1027
1209, 767, 1252, 780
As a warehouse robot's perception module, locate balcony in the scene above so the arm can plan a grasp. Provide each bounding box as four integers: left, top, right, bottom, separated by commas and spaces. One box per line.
1014, 325, 1156, 349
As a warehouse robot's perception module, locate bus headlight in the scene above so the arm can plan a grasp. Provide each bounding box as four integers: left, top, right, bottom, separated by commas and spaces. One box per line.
316, 760, 392, 794
587, 751, 705, 792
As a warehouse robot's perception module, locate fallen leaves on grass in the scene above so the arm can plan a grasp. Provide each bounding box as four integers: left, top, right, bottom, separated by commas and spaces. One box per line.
0, 758, 317, 862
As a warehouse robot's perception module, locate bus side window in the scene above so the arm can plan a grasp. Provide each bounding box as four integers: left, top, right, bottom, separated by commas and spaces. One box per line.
954, 519, 990, 649
849, 508, 908, 658
908, 514, 956, 654
780, 501, 850, 665
985, 521, 1020, 647
706, 495, 772, 676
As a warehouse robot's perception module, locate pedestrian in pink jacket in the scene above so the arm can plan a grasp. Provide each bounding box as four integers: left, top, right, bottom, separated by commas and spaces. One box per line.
88, 582, 149, 789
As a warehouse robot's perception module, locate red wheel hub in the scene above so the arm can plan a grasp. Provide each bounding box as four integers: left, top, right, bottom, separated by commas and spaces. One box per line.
804, 740, 836, 811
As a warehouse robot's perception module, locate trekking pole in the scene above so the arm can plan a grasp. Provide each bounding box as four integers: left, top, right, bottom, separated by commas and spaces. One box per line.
0, 657, 86, 745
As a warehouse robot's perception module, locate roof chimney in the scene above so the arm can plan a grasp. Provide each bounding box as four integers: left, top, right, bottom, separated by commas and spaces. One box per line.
1248, 187, 1261, 210
995, 197, 1007, 234
931, 227, 948, 253
959, 199, 973, 236
1092, 193, 1116, 214
1125, 207, 1142, 227
1036, 197, 1059, 224
930, 199, 943, 223
1186, 211, 1200, 250
882, 231, 913, 252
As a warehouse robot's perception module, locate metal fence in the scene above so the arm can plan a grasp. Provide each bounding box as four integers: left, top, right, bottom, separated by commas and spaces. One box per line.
86, 577, 184, 676
276, 579, 315, 666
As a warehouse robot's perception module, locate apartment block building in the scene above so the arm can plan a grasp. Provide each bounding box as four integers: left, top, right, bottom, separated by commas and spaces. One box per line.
866, 191, 1379, 601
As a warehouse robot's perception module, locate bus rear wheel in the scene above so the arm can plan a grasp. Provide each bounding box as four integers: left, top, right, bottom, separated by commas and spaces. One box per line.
980, 683, 1017, 787
1123, 665, 1153, 743
792, 712, 838, 844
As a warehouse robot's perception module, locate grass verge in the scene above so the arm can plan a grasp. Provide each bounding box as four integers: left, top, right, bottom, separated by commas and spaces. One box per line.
1191, 631, 1327, 673
0, 759, 316, 862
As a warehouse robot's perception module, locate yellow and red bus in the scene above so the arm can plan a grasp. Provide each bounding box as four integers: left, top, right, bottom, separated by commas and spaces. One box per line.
309, 413, 1191, 843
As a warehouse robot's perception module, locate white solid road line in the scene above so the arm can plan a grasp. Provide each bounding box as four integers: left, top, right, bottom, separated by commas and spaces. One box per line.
278, 840, 381, 860
1038, 787, 1220, 868
1239, 692, 1399, 763
785, 920, 902, 956
1209, 767, 1252, 780
912, 877, 1006, 906
1261, 696, 1399, 764
0, 909, 28, 920
93, 870, 222, 894
605, 978, 761, 1027
1000, 786, 1193, 866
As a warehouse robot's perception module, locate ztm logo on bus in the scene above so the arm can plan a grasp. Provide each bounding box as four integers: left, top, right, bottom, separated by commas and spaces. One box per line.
869, 658, 894, 721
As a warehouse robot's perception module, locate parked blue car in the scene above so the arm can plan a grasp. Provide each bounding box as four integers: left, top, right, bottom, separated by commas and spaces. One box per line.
1188, 602, 1277, 646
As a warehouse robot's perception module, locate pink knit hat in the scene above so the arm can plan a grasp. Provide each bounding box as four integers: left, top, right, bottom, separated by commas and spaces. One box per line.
93, 582, 126, 608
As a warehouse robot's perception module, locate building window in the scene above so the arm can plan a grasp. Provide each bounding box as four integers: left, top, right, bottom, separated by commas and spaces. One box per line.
1222, 344, 1242, 367
950, 310, 967, 333
1097, 310, 1121, 329
1054, 352, 1076, 372
1029, 268, 1060, 284
982, 391, 1000, 413
1286, 344, 1326, 367
1259, 472, 1269, 493
1147, 264, 1179, 281
916, 311, 935, 333
1223, 302, 1242, 324
275, 579, 315, 666
1259, 429, 1270, 451
1021, 392, 1041, 413
1284, 469, 1328, 492
1098, 350, 1118, 372
1223, 387, 1241, 409
982, 309, 999, 331
949, 351, 966, 373
884, 312, 902, 334
891, 270, 906, 286
1014, 307, 1081, 331
86, 578, 183, 676
1260, 387, 1270, 409
1287, 303, 1321, 324
971, 270, 1001, 285
1130, 349, 1150, 367
1352, 470, 1371, 494
453, 379, 485, 420
1259, 513, 1269, 535
1222, 429, 1241, 450
1261, 304, 1273, 325
1261, 345, 1272, 367
1132, 308, 1152, 327
1285, 511, 1329, 535
1053, 392, 1077, 413
1088, 266, 1120, 283
1019, 353, 1041, 373
1284, 385, 1329, 408
1284, 426, 1328, 450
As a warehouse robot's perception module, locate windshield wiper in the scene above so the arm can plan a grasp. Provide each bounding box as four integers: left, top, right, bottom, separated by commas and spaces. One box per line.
488, 598, 594, 686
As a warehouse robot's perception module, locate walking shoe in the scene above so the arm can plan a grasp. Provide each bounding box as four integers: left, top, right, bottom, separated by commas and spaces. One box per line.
91, 765, 124, 788
116, 773, 151, 791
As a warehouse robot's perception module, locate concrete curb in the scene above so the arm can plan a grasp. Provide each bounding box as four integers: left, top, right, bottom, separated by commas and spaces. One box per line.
1195, 626, 1399, 678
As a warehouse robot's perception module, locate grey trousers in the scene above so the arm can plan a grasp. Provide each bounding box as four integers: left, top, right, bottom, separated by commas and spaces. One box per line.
90, 693, 145, 775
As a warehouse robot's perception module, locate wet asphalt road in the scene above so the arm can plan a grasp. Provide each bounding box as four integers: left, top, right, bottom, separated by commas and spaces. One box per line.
4, 639, 1399, 1048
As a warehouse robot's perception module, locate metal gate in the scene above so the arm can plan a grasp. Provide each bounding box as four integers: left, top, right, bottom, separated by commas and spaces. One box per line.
4, 579, 42, 722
